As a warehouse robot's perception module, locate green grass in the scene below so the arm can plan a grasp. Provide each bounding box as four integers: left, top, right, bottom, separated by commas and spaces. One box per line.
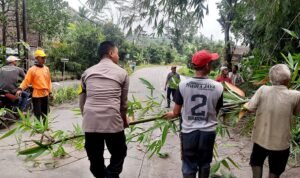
52, 86, 79, 105
178, 66, 194, 77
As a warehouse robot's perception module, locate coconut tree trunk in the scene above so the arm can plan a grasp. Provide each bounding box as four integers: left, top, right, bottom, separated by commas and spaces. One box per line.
224, 24, 232, 69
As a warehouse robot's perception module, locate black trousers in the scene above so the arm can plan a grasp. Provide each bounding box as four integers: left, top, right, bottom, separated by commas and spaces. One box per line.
167, 87, 176, 106
250, 143, 290, 176
85, 131, 127, 178
32, 96, 49, 120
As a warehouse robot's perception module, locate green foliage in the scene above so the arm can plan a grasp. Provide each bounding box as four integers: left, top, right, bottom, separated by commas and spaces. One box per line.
165, 11, 199, 54
231, 0, 300, 59
101, 22, 126, 46
180, 36, 224, 66
115, 0, 208, 36
177, 66, 194, 77
146, 45, 172, 64
1, 111, 84, 162
210, 157, 238, 178
27, 0, 69, 39
52, 86, 78, 105
45, 22, 105, 76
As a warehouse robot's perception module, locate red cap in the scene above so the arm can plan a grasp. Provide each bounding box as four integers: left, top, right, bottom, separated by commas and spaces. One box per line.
192, 50, 219, 68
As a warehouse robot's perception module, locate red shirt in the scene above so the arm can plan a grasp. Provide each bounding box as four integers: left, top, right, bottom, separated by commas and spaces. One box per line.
216, 75, 232, 84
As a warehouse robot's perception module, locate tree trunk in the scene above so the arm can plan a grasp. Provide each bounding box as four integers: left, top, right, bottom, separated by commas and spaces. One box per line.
2, 0, 6, 46
224, 24, 232, 69
22, 0, 28, 69
38, 32, 42, 46
15, 0, 21, 57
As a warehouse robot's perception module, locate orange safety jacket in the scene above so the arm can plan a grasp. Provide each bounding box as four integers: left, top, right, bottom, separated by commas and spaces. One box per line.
20, 65, 52, 98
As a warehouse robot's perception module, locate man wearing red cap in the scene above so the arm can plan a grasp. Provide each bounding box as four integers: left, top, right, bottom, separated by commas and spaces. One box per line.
164, 50, 223, 178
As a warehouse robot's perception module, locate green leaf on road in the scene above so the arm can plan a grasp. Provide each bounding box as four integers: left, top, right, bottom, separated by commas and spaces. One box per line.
19, 146, 47, 155
0, 127, 17, 140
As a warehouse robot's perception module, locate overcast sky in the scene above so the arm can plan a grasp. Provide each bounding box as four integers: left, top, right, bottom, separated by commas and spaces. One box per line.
65, 0, 224, 41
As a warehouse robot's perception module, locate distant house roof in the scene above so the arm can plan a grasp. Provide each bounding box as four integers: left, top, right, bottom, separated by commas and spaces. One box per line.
232, 46, 250, 62
232, 46, 250, 56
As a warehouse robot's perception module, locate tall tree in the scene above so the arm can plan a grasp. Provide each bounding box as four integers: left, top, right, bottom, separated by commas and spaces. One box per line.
86, 0, 208, 37
27, 0, 69, 46
217, 0, 237, 68
0, 0, 14, 46
165, 11, 198, 54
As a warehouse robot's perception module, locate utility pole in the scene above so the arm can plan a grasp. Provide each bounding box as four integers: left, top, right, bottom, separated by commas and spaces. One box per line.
15, 0, 21, 57
22, 0, 28, 69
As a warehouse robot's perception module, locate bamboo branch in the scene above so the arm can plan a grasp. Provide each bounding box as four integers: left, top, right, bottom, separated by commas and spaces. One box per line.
129, 116, 163, 125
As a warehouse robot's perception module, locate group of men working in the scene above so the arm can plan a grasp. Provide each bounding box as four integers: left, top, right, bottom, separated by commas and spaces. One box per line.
0, 41, 299, 178
0, 49, 52, 120
80, 41, 300, 178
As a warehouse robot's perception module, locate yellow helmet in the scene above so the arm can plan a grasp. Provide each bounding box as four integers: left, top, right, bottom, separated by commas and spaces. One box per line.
34, 49, 47, 58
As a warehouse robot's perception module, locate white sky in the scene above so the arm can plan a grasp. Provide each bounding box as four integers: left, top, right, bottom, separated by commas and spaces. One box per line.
65, 0, 224, 41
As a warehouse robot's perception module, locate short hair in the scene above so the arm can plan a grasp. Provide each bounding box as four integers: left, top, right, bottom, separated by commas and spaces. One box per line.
233, 65, 238, 70
269, 64, 291, 85
98, 41, 116, 59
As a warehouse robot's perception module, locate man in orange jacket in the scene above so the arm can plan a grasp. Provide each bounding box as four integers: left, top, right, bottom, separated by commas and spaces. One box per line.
16, 49, 52, 121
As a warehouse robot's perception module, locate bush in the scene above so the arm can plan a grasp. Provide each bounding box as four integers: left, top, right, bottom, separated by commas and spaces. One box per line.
178, 66, 194, 77
52, 86, 78, 105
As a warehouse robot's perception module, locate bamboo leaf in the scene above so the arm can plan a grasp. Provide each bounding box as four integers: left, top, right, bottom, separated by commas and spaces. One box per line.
0, 127, 17, 140
281, 52, 292, 68
282, 28, 299, 39
33, 140, 48, 148
227, 157, 239, 168
288, 53, 294, 68
292, 63, 300, 82
27, 148, 47, 160
210, 161, 221, 174
161, 124, 169, 145
221, 159, 230, 170
139, 78, 155, 90
19, 146, 47, 155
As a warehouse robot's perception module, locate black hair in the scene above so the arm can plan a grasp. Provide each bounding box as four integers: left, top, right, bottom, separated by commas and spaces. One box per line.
98, 41, 116, 59
233, 65, 238, 70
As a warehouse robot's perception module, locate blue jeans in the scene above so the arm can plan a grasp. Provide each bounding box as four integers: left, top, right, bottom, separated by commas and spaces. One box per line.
18, 91, 30, 112
181, 130, 216, 178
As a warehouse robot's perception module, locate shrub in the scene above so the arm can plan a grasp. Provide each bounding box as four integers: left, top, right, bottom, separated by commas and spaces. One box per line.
52, 86, 78, 105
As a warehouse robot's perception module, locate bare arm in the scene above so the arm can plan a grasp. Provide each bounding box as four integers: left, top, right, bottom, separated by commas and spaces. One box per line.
164, 104, 182, 119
